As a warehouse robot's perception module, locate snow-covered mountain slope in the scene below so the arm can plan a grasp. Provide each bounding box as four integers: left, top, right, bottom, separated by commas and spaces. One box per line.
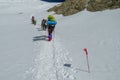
0, 0, 120, 80
56, 9, 120, 80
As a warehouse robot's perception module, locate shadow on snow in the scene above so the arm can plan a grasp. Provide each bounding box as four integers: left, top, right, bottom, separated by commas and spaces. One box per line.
33, 35, 48, 41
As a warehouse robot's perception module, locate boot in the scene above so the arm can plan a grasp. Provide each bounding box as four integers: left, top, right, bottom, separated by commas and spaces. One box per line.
48, 33, 52, 41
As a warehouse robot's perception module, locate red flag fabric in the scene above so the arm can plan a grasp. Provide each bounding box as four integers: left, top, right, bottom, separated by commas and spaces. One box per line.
84, 48, 88, 56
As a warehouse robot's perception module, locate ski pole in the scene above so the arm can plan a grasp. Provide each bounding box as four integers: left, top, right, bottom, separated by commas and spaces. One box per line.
84, 48, 90, 73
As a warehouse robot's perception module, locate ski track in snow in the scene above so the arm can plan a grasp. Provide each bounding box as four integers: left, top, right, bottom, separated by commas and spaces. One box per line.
26, 26, 76, 80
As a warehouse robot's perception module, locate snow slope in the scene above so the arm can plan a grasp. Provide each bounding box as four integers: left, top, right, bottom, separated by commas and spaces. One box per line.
56, 9, 120, 80
0, 0, 120, 80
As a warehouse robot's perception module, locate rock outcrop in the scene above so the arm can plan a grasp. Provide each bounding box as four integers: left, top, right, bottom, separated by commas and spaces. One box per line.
48, 0, 87, 16
48, 0, 120, 16
87, 0, 120, 11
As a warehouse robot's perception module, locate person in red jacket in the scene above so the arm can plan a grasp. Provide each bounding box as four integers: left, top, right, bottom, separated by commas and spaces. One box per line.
31, 16, 36, 25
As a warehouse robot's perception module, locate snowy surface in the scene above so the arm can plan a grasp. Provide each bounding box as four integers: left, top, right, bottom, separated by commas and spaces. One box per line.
0, 0, 120, 80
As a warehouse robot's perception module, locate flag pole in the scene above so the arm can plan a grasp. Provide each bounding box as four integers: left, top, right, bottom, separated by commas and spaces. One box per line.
84, 48, 90, 73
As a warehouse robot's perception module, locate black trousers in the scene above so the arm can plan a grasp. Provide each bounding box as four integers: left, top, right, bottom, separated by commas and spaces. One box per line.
48, 25, 55, 35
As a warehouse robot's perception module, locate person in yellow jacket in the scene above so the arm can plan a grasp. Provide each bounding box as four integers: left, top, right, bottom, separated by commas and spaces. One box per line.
47, 15, 57, 41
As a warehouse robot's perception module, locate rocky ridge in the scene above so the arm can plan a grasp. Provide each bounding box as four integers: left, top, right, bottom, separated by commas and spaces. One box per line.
48, 0, 120, 16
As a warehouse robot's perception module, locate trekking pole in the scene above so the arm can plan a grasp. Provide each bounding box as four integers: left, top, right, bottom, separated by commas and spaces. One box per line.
83, 48, 90, 73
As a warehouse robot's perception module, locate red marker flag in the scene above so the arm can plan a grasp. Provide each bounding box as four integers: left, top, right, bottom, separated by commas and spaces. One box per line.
83, 48, 90, 73
84, 48, 88, 56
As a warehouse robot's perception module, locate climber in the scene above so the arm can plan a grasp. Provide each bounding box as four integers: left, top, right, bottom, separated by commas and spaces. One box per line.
47, 15, 57, 41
